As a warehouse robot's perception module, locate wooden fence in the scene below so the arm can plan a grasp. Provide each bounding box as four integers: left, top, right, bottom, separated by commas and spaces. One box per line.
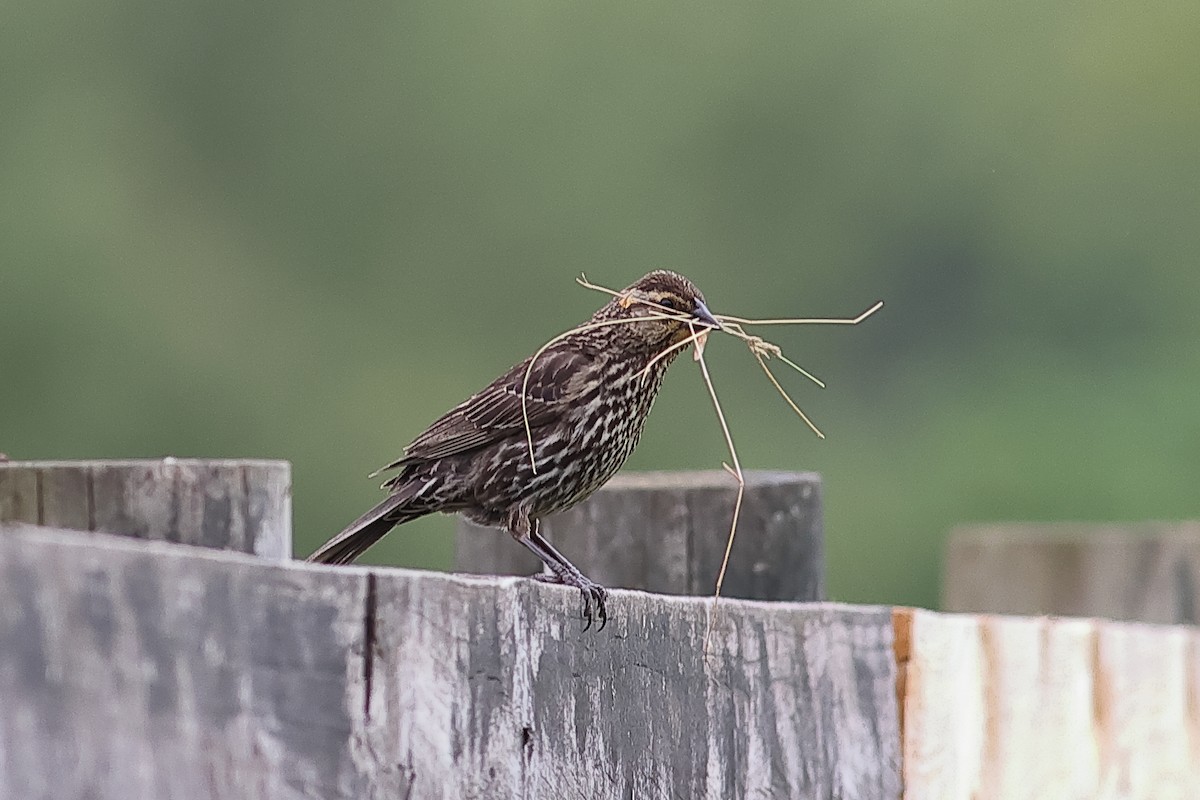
455, 470, 824, 601
0, 459, 290, 558
944, 522, 1200, 624
2, 460, 1199, 799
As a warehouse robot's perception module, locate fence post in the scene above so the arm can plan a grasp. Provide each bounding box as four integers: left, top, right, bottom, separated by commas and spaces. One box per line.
0, 459, 292, 560
943, 522, 1200, 624
1, 523, 899, 800
455, 469, 823, 601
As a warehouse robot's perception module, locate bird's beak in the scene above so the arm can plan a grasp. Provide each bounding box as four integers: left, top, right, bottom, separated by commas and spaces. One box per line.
691, 299, 721, 330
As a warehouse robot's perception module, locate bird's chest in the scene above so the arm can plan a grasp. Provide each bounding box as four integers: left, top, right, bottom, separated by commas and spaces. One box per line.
579, 365, 661, 441
514, 358, 669, 516
554, 368, 663, 487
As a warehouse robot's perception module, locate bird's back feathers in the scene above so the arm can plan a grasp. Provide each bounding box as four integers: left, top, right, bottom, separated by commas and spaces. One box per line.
370, 347, 591, 476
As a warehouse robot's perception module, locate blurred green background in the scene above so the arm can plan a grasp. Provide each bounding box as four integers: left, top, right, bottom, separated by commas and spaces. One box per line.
3, 1, 1198, 609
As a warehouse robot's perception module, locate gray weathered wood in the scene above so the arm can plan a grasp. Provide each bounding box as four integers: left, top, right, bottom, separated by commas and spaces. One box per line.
368, 578, 895, 799
0, 466, 38, 523
0, 524, 367, 800
0, 459, 291, 559
456, 470, 824, 602
0, 524, 899, 800
943, 522, 1200, 623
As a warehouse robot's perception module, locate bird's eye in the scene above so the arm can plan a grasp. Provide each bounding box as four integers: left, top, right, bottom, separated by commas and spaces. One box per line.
657, 297, 679, 312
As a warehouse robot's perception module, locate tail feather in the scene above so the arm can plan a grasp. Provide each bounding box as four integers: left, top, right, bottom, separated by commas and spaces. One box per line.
307, 493, 425, 566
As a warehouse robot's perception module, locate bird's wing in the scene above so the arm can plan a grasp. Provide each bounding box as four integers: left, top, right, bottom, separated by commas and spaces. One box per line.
372, 347, 591, 473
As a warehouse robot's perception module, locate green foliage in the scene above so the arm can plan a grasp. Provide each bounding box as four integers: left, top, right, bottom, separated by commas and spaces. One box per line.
3, 0, 1198, 608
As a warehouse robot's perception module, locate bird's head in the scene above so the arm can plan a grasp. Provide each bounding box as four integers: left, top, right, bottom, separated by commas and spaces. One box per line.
591, 270, 720, 357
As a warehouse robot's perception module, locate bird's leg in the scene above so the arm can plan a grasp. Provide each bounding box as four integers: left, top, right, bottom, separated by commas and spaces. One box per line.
508, 515, 608, 631
527, 541, 609, 632
528, 525, 609, 631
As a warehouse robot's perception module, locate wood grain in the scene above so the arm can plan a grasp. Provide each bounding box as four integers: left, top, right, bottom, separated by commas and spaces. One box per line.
944, 522, 1200, 623
899, 607, 1200, 800
0, 459, 291, 559
0, 523, 897, 800
456, 470, 824, 602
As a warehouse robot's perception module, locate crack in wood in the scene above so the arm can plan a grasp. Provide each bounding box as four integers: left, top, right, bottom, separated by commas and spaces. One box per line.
363, 572, 378, 720
34, 469, 44, 526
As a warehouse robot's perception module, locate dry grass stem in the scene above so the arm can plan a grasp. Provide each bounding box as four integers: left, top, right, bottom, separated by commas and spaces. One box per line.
577, 274, 698, 320
641, 326, 710, 377
714, 299, 884, 327
775, 351, 826, 388
576, 278, 883, 436
750, 349, 825, 438
690, 322, 745, 656
718, 323, 826, 388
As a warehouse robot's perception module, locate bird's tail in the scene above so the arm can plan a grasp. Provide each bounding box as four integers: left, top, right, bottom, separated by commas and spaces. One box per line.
306, 492, 427, 566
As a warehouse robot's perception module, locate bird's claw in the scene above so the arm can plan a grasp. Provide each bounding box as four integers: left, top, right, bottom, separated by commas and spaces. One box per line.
529, 571, 608, 631
580, 583, 608, 632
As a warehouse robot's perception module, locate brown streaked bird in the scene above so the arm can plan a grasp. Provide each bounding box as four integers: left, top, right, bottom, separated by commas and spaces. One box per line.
308, 270, 720, 629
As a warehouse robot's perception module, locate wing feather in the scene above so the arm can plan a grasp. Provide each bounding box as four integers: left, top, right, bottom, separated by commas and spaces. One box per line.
371, 347, 590, 475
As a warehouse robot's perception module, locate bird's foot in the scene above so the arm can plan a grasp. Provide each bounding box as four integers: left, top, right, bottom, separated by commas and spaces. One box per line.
531, 571, 609, 631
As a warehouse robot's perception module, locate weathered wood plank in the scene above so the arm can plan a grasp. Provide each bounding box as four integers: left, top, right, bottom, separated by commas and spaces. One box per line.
39, 463, 91, 529
367, 577, 897, 800
898, 608, 1200, 800
1093, 622, 1198, 795
456, 470, 824, 602
0, 524, 368, 800
0, 466, 39, 523
0, 460, 292, 559
0, 524, 898, 800
944, 522, 1200, 623
241, 460, 293, 560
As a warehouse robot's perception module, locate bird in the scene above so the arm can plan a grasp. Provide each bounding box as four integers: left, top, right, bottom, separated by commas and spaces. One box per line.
307, 270, 720, 629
